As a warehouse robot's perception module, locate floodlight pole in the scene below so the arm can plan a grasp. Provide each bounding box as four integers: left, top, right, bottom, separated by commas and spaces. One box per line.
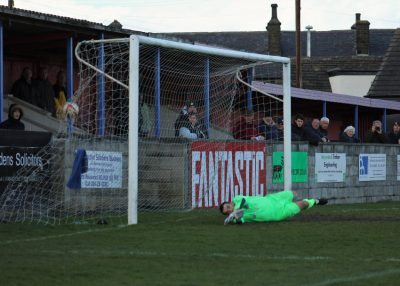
295, 0, 302, 88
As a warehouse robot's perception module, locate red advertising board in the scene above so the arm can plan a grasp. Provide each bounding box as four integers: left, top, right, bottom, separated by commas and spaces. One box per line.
191, 141, 267, 208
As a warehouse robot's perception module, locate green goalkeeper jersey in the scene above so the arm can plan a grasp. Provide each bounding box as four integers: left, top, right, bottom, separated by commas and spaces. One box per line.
232, 191, 301, 224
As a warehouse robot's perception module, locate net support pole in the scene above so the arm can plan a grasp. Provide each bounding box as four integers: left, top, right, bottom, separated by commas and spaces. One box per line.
246, 68, 253, 111
382, 108, 387, 132
204, 58, 210, 133
97, 33, 105, 136
155, 48, 161, 138
282, 62, 292, 190
354, 105, 359, 136
128, 35, 140, 225
323, 101, 327, 117
66, 37, 74, 135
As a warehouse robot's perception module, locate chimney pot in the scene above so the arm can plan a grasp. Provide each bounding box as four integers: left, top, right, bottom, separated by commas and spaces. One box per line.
271, 4, 278, 19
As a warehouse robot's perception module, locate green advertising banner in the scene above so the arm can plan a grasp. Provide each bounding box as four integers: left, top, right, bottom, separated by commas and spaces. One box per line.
272, 152, 308, 183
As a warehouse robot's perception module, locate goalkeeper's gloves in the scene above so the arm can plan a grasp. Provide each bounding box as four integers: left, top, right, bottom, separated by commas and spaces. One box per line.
224, 213, 235, 225
224, 209, 244, 225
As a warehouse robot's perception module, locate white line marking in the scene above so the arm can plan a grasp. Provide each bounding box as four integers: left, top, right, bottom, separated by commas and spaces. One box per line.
35, 249, 332, 261
23, 248, 400, 265
338, 207, 400, 213
0, 215, 203, 245
0, 225, 128, 245
304, 269, 400, 286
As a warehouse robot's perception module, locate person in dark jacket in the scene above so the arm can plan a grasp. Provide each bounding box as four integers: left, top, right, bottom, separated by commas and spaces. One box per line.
291, 113, 305, 141
303, 118, 327, 145
34, 67, 55, 115
11, 67, 36, 105
339, 126, 360, 143
0, 104, 25, 130
259, 115, 276, 140
364, 120, 389, 143
319, 117, 330, 141
387, 122, 400, 144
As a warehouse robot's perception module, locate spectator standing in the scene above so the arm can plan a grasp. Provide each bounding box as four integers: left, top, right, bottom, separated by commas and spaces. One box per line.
339, 126, 360, 143
11, 67, 36, 105
34, 67, 55, 115
0, 104, 25, 130
387, 122, 400, 144
319, 117, 330, 142
364, 120, 389, 143
291, 113, 305, 141
179, 112, 205, 139
233, 110, 264, 141
53, 70, 67, 119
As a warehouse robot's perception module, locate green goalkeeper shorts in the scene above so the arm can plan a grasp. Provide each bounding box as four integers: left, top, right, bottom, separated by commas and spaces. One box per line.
265, 190, 301, 221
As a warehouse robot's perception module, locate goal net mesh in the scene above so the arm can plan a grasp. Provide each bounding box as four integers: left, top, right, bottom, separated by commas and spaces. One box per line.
0, 37, 286, 224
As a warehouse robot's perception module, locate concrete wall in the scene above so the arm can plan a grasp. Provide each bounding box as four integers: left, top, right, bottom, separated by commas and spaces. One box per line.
61, 139, 400, 211
136, 140, 400, 207
278, 142, 400, 204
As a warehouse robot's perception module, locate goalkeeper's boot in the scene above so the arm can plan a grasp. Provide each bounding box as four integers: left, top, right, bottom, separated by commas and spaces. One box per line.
316, 198, 328, 205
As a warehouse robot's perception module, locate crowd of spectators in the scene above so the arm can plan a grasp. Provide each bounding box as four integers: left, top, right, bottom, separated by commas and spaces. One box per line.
227, 109, 400, 145
9, 67, 67, 119
4, 74, 400, 147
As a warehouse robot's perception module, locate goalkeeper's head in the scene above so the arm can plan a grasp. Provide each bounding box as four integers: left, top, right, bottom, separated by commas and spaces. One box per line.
219, 202, 234, 215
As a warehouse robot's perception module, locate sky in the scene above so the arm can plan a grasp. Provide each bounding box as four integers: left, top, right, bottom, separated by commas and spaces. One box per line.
14, 0, 400, 33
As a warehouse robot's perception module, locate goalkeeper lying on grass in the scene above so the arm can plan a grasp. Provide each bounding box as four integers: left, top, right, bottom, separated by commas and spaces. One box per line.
219, 190, 328, 225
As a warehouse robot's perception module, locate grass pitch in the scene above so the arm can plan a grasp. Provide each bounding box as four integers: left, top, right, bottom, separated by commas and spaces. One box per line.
1, 202, 400, 286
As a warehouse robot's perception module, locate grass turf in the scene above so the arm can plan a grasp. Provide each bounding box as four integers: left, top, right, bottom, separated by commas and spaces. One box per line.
1, 202, 400, 286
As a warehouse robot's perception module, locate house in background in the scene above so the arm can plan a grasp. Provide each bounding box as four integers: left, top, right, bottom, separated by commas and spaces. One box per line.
160, 4, 395, 97
157, 3, 400, 139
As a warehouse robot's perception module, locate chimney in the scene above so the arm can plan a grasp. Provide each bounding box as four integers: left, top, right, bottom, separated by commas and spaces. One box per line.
8, 0, 14, 8
266, 4, 281, 55
354, 13, 370, 55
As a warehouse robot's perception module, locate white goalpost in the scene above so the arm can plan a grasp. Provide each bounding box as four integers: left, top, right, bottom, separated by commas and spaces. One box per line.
0, 34, 291, 225
125, 35, 292, 225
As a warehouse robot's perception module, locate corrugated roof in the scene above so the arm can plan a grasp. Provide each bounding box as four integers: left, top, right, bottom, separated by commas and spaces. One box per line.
252, 81, 400, 111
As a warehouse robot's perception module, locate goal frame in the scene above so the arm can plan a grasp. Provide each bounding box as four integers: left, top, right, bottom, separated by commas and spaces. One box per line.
128, 35, 292, 225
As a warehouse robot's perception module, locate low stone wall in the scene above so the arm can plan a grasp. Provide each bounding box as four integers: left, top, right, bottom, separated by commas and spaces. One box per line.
139, 140, 400, 206
63, 138, 400, 209
290, 142, 400, 204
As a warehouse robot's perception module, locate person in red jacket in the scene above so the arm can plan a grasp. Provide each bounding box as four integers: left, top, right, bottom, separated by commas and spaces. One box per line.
233, 110, 264, 141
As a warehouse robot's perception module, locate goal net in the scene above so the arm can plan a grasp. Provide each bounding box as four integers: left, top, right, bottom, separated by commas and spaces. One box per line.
0, 35, 291, 225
